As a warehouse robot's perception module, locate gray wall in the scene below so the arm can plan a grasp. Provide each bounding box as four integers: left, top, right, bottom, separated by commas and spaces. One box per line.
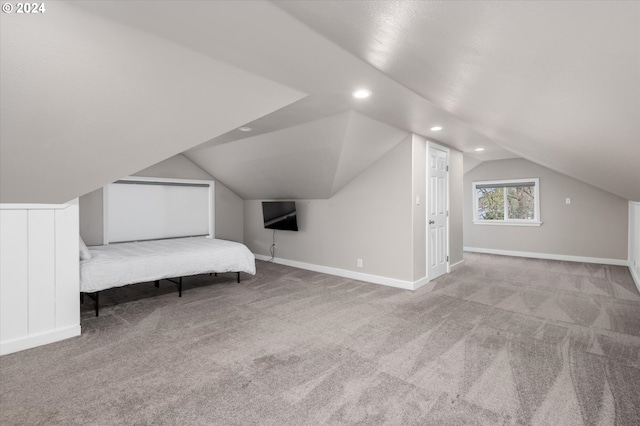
244, 135, 464, 283
79, 155, 244, 245
464, 158, 628, 260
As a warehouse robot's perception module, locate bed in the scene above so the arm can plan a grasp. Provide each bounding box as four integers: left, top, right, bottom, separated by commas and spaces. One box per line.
80, 236, 256, 316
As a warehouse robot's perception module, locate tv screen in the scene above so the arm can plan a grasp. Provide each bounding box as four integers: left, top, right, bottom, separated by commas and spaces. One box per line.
262, 201, 298, 231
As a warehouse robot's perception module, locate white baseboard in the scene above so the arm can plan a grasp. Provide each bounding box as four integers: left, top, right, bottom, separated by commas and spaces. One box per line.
1, 325, 81, 356
630, 264, 640, 294
450, 259, 465, 272
463, 247, 628, 267
254, 254, 429, 291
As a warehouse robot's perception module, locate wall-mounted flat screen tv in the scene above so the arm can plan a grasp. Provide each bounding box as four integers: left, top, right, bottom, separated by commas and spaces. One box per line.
262, 201, 298, 231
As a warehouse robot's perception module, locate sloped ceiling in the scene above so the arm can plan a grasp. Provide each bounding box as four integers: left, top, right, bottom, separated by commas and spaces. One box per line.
185, 111, 408, 199
61, 0, 518, 200
2, 1, 637, 203
275, 1, 640, 201
0, 1, 304, 203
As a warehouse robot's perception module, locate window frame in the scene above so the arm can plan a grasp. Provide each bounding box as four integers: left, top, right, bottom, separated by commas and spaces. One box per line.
472, 178, 542, 226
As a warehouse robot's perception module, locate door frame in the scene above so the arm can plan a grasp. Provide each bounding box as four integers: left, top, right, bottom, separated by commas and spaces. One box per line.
427, 141, 450, 280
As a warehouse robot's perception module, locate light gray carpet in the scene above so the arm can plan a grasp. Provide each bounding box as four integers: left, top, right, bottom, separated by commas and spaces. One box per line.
1, 253, 639, 425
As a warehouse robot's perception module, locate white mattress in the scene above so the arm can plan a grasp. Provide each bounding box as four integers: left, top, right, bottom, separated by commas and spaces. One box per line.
80, 237, 256, 293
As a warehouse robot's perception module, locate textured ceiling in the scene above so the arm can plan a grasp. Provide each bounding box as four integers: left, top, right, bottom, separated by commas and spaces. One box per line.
66, 0, 517, 200
275, 0, 640, 200
2, 1, 637, 202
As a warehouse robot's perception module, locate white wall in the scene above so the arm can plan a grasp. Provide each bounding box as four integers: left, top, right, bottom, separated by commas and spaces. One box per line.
629, 201, 640, 291
245, 136, 414, 284
449, 149, 465, 267
464, 158, 628, 263
411, 135, 427, 281
79, 155, 245, 244
0, 201, 80, 355
244, 135, 464, 289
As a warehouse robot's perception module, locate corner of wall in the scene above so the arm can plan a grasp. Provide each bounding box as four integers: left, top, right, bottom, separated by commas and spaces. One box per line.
629, 201, 640, 293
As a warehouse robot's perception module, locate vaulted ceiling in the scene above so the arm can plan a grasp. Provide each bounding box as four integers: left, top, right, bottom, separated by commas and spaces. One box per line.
186, 111, 408, 199
274, 0, 640, 200
1, 1, 638, 203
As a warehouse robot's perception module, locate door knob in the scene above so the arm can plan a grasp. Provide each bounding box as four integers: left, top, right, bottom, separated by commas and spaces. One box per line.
429, 220, 435, 225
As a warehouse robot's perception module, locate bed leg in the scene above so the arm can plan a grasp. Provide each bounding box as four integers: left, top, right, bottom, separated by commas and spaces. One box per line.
214, 273, 217, 277
237, 272, 240, 283
179, 277, 182, 297
80, 292, 84, 304
155, 280, 160, 288
95, 292, 100, 317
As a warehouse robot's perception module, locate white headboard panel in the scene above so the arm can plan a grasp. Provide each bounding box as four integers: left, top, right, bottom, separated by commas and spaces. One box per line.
103, 177, 214, 244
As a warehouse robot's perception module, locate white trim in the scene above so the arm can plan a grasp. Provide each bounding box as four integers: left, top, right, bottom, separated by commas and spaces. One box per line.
102, 185, 109, 244
1, 325, 81, 356
450, 259, 465, 272
630, 265, 640, 294
472, 220, 543, 227
117, 175, 215, 186
472, 177, 540, 224
102, 176, 215, 244
629, 201, 640, 293
254, 255, 431, 291
427, 141, 450, 277
463, 246, 628, 267
0, 203, 72, 210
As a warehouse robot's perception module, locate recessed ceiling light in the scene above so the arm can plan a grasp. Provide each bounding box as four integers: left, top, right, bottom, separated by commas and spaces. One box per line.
238, 126, 252, 132
474, 148, 485, 152
430, 126, 443, 131
352, 89, 372, 99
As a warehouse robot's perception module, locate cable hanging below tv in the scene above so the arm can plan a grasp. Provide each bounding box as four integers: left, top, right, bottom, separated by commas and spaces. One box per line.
262, 201, 298, 231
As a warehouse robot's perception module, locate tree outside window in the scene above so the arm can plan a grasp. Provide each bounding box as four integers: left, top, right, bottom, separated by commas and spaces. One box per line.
473, 179, 541, 226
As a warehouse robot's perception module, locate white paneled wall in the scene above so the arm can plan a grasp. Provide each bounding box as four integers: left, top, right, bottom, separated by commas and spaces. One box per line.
630, 201, 640, 292
0, 200, 80, 355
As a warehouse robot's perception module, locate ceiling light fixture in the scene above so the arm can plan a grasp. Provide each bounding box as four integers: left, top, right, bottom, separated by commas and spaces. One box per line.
352, 89, 372, 99
474, 148, 485, 152
430, 126, 443, 131
238, 126, 253, 132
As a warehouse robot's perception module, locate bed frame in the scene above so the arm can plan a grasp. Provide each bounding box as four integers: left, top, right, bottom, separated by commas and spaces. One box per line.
81, 271, 241, 317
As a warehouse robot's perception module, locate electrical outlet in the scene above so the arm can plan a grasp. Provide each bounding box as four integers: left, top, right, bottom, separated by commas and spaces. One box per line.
357, 258, 363, 268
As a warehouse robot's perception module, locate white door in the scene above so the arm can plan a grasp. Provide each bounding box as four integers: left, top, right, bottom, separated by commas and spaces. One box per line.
428, 145, 449, 280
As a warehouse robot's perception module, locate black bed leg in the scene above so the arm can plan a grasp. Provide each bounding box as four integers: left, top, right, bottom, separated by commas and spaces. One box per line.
179, 277, 182, 297
95, 292, 100, 317
237, 272, 240, 283
155, 280, 160, 288
80, 292, 84, 304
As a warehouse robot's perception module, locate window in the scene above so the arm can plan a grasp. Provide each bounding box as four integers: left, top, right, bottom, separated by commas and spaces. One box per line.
472, 178, 541, 226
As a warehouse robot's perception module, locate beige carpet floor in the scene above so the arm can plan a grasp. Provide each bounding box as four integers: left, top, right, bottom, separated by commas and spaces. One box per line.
1, 253, 639, 425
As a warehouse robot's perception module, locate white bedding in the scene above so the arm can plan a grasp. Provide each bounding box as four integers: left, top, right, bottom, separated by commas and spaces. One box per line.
80, 237, 256, 293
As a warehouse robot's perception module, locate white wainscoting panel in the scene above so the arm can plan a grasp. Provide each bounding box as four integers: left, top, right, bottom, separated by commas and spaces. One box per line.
630, 201, 640, 292
0, 210, 29, 342
55, 206, 81, 329
0, 201, 81, 355
28, 209, 56, 334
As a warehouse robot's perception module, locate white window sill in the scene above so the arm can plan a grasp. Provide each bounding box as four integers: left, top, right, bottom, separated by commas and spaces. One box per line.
473, 220, 543, 227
